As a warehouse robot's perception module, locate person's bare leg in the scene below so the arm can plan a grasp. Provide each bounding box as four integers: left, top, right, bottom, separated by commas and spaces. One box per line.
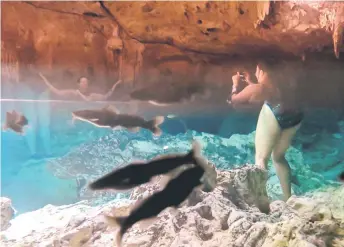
271, 123, 301, 201
254, 104, 281, 213
255, 104, 281, 170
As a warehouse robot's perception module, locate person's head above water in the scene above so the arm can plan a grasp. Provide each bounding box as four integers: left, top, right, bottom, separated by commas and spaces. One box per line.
77, 76, 90, 93
255, 58, 281, 84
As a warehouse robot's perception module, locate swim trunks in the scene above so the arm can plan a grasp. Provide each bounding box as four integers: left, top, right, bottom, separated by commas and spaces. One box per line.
265, 101, 304, 129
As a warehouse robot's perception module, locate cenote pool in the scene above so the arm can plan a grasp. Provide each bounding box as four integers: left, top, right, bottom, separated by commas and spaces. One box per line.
1, 99, 343, 214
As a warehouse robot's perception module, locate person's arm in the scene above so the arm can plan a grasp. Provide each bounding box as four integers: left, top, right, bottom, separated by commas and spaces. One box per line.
230, 84, 266, 110
227, 73, 250, 104
231, 73, 241, 95
231, 86, 255, 105
38, 73, 77, 97
87, 79, 122, 101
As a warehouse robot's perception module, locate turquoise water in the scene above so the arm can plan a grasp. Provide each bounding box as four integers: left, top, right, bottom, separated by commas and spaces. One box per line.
0, 99, 237, 213
1, 99, 343, 214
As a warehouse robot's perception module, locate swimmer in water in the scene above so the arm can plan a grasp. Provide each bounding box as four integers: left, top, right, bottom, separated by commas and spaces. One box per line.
38, 72, 122, 101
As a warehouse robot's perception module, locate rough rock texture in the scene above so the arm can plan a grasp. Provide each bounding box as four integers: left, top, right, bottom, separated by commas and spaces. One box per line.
46, 125, 342, 203
1, 166, 343, 247
0, 197, 15, 231
2, 1, 344, 106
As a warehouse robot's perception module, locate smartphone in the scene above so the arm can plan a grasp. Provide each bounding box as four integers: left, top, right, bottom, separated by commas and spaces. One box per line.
239, 72, 247, 82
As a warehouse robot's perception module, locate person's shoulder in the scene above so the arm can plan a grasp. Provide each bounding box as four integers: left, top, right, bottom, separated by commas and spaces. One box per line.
247, 84, 269, 102
245, 83, 263, 92
259, 84, 274, 93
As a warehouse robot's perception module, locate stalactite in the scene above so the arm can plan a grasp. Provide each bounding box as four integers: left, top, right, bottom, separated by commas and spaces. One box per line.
133, 43, 145, 87
333, 7, 344, 59
106, 24, 124, 82
1, 42, 19, 83
255, 1, 270, 28
256, 1, 270, 22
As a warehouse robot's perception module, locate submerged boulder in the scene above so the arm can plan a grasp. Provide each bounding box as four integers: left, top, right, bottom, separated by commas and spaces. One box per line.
0, 197, 15, 231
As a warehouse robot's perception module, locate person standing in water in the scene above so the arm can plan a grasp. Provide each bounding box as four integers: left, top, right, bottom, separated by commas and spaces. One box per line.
229, 59, 304, 201
38, 73, 122, 101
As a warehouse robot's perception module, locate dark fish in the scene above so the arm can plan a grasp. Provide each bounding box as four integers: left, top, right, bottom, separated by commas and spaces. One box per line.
339, 171, 344, 182
106, 165, 207, 247
2, 110, 29, 135
89, 141, 217, 192
71, 105, 165, 136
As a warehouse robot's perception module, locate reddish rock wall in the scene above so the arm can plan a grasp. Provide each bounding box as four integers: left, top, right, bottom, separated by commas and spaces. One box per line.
1, 1, 344, 107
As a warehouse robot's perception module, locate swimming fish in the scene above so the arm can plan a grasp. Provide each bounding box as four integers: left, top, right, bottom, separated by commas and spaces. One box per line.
89, 140, 216, 192
2, 110, 29, 135
106, 165, 207, 247
71, 105, 165, 136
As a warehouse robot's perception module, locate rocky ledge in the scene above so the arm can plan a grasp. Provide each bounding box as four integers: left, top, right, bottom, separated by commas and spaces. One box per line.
0, 197, 15, 231
1, 166, 343, 247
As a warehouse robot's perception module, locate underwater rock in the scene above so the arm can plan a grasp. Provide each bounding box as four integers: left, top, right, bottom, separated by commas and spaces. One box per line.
46, 129, 341, 203
0, 199, 133, 246
0, 197, 15, 231
1, 167, 343, 247
216, 166, 270, 214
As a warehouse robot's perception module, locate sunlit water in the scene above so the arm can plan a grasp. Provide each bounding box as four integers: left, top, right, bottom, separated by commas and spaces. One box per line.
1, 98, 342, 214
0, 98, 243, 213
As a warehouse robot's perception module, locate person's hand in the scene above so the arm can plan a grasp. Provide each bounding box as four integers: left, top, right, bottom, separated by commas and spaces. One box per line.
231, 72, 242, 93
232, 72, 241, 88
242, 71, 252, 84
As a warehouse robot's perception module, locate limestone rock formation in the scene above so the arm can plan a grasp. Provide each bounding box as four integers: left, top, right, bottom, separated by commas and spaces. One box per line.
0, 197, 15, 231
46, 127, 342, 204
1, 1, 344, 107
1, 166, 343, 247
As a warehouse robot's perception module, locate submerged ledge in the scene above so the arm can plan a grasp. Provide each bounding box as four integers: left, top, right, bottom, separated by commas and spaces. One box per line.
1, 166, 343, 247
